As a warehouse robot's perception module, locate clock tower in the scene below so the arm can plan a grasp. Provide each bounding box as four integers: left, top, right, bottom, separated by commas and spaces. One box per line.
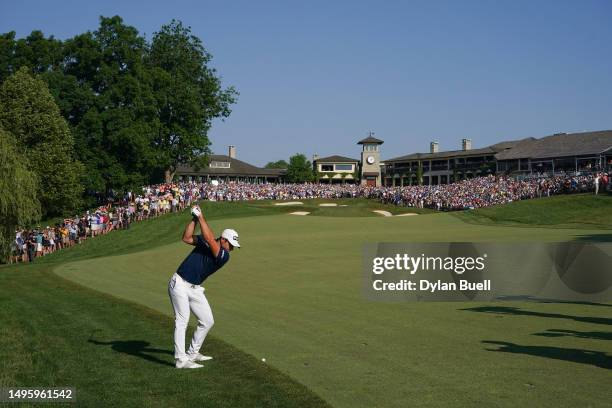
358, 132, 384, 186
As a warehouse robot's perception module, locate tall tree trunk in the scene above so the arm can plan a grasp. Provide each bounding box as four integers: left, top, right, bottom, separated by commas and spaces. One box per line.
164, 167, 175, 183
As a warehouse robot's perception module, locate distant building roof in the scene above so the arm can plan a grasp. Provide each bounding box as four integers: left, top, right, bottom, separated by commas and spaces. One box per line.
495, 130, 612, 160
385, 138, 530, 162
176, 155, 286, 177
488, 139, 531, 151
357, 135, 384, 144
314, 155, 359, 163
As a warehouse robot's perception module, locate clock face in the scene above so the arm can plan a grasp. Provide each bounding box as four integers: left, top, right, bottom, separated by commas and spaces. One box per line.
366, 155, 375, 165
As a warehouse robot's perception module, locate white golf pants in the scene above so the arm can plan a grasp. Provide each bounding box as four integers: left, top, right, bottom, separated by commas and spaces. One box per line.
168, 273, 214, 361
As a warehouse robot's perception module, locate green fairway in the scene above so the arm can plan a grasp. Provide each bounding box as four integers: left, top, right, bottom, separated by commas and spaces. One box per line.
51, 200, 612, 408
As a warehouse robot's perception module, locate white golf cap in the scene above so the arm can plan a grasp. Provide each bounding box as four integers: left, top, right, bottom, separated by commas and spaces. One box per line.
221, 228, 240, 248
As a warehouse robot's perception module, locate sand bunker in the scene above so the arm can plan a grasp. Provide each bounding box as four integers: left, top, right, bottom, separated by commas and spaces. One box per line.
274, 201, 303, 206
396, 213, 418, 217
289, 211, 310, 216
372, 210, 393, 217
319, 203, 338, 207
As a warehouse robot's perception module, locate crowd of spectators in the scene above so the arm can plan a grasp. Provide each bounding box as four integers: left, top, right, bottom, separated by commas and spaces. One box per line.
194, 173, 605, 211
9, 184, 200, 264
7, 172, 608, 264
378, 173, 603, 210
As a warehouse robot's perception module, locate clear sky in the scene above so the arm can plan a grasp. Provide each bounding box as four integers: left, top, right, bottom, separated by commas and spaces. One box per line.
2, 0, 611, 165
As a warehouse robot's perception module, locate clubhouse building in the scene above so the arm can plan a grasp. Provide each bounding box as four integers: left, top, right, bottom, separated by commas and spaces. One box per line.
312, 134, 385, 185
382, 130, 612, 186
175, 130, 612, 186
175, 145, 285, 183
312, 155, 359, 183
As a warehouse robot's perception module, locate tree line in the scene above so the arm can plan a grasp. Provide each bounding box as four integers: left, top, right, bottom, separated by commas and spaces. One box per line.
0, 16, 236, 261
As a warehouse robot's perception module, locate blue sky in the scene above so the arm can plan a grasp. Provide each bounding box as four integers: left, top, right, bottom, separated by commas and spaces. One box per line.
2, 0, 611, 165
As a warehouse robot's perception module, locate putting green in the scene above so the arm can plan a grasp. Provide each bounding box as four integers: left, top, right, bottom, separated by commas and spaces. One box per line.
56, 212, 612, 408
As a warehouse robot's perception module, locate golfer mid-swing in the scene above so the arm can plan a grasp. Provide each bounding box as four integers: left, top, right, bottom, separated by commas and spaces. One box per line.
168, 205, 240, 369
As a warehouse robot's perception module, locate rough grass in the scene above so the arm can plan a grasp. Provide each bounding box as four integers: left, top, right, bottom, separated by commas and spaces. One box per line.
0, 264, 330, 408
456, 194, 612, 229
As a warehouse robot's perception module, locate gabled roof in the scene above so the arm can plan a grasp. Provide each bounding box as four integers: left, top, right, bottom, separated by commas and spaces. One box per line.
357, 135, 384, 144
384, 138, 531, 162
385, 147, 497, 162
176, 155, 286, 176
314, 155, 359, 163
495, 130, 612, 160
488, 139, 533, 151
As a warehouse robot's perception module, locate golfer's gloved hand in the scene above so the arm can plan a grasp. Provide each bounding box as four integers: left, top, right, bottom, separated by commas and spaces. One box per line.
191, 206, 202, 219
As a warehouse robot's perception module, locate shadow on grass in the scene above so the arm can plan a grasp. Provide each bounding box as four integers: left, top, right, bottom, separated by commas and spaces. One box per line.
461, 306, 612, 326
533, 329, 612, 341
482, 340, 612, 370
89, 339, 174, 367
574, 233, 612, 242
494, 295, 612, 308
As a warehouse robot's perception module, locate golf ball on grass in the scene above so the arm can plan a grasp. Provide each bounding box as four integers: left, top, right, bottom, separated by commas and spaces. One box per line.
261, 358, 266, 362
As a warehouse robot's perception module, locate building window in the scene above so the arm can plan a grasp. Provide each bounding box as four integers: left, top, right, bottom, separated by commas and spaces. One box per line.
532, 160, 552, 173
553, 158, 575, 172
321, 164, 334, 172
431, 160, 448, 171
210, 161, 230, 168
507, 160, 519, 172
335, 164, 353, 171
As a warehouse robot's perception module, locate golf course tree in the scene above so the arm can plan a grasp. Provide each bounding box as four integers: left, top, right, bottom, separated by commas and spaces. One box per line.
0, 19, 160, 197
0, 30, 63, 83
0, 127, 40, 262
0, 16, 238, 195
264, 159, 288, 169
61, 16, 160, 195
148, 20, 238, 183
0, 67, 83, 217
286, 153, 314, 183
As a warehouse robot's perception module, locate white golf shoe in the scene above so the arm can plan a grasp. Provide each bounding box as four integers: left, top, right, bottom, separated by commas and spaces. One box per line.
175, 359, 203, 369
188, 353, 213, 362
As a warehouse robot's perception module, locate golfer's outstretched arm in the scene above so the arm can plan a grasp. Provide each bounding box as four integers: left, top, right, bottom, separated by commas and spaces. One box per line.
182, 219, 197, 245
196, 213, 221, 256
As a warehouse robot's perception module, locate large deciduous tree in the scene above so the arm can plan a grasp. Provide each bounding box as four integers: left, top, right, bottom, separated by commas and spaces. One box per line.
0, 127, 40, 262
63, 16, 158, 195
0, 16, 237, 196
149, 20, 238, 182
286, 154, 314, 183
0, 67, 84, 217
0, 30, 63, 83
264, 160, 289, 169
